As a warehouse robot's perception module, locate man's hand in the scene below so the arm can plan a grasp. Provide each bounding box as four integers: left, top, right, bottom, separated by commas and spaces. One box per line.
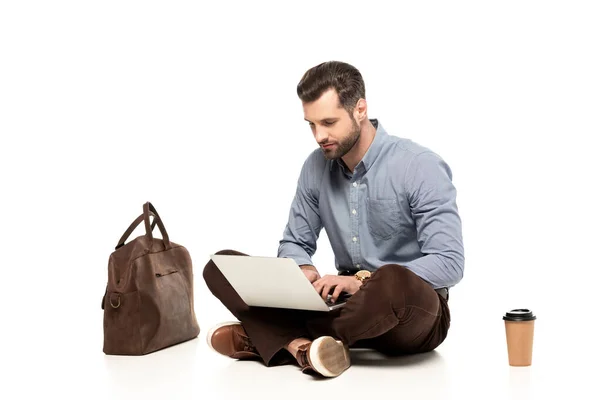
313, 275, 362, 303
300, 265, 321, 283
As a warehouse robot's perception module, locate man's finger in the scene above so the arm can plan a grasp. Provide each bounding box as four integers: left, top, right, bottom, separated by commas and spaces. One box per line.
331, 284, 345, 303
322, 283, 333, 300
313, 279, 324, 294
313, 276, 331, 291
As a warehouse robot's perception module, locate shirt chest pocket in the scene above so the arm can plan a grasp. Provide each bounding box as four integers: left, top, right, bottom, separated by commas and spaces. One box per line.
366, 198, 402, 240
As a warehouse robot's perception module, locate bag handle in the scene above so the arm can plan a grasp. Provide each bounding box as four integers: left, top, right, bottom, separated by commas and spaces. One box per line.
115, 212, 156, 250
143, 202, 170, 248
115, 202, 170, 250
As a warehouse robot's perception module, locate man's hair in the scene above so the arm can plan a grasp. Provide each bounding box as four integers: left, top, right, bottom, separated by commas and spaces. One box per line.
296, 61, 366, 114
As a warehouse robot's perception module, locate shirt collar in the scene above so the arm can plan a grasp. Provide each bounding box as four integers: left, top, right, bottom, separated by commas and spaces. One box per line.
332, 118, 388, 175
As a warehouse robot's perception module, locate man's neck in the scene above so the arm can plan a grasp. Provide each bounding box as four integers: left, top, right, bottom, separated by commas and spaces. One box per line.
341, 119, 377, 173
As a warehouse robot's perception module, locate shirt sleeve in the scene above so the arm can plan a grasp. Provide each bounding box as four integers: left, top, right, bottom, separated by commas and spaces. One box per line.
402, 151, 465, 288
277, 154, 324, 266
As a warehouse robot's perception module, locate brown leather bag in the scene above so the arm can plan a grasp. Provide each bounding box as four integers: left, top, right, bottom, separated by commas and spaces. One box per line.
101, 202, 200, 355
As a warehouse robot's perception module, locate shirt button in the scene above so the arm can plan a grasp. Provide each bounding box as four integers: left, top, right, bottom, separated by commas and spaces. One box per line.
352, 209, 357, 215
352, 182, 358, 187
356, 264, 361, 268
352, 237, 357, 242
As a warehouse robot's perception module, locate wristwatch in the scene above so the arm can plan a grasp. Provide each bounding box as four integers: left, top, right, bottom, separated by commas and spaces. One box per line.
354, 270, 371, 282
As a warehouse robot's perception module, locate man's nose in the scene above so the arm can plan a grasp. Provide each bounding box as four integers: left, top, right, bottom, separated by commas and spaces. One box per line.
314, 127, 328, 144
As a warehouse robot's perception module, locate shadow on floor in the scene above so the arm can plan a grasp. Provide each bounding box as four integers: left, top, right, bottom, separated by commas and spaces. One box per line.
349, 348, 443, 368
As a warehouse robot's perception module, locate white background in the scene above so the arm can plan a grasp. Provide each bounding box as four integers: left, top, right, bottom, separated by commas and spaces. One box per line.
1, 1, 599, 399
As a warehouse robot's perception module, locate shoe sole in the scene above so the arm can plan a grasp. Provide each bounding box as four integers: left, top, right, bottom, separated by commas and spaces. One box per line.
308, 336, 351, 377
206, 320, 241, 352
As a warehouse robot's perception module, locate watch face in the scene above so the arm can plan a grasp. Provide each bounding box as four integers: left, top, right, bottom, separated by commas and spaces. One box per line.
356, 270, 371, 279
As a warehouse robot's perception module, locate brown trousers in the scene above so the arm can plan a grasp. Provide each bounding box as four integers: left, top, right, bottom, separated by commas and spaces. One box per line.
203, 249, 451, 366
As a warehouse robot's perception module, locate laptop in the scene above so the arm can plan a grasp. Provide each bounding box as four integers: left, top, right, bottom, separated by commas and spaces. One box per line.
210, 254, 349, 312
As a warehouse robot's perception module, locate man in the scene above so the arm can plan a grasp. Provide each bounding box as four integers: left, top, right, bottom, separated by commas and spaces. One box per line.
203, 61, 464, 378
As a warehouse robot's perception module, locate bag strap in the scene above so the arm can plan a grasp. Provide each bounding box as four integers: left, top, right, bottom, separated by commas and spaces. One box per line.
115, 212, 155, 250
115, 202, 170, 250
143, 202, 170, 249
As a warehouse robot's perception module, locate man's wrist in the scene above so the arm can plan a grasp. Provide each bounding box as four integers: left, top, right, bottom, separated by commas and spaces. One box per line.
300, 264, 318, 272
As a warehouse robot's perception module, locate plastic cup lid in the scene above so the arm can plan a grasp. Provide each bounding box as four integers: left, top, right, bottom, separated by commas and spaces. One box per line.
503, 308, 536, 321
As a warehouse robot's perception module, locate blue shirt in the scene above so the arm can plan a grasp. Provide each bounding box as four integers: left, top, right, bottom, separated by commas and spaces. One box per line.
277, 119, 464, 289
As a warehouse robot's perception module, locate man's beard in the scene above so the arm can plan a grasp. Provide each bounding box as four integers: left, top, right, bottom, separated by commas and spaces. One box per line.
322, 119, 361, 160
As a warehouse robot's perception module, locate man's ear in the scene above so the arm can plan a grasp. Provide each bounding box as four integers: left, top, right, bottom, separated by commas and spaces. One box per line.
354, 98, 367, 122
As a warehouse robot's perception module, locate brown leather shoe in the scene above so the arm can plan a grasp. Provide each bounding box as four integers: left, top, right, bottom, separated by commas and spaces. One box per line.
206, 321, 260, 360
296, 336, 351, 377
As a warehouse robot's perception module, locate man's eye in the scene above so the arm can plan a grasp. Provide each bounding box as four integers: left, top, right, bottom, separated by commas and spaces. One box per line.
323, 121, 334, 126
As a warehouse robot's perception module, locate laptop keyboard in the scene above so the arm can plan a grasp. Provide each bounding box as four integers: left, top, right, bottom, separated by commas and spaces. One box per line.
325, 293, 351, 306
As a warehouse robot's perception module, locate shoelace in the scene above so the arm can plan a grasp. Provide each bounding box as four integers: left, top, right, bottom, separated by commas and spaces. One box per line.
240, 334, 256, 352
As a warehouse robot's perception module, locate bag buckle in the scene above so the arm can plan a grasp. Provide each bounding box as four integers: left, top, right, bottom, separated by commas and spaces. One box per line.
109, 293, 121, 309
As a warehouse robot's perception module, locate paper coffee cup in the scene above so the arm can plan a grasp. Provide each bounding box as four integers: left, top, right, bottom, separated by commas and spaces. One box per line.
503, 309, 536, 366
